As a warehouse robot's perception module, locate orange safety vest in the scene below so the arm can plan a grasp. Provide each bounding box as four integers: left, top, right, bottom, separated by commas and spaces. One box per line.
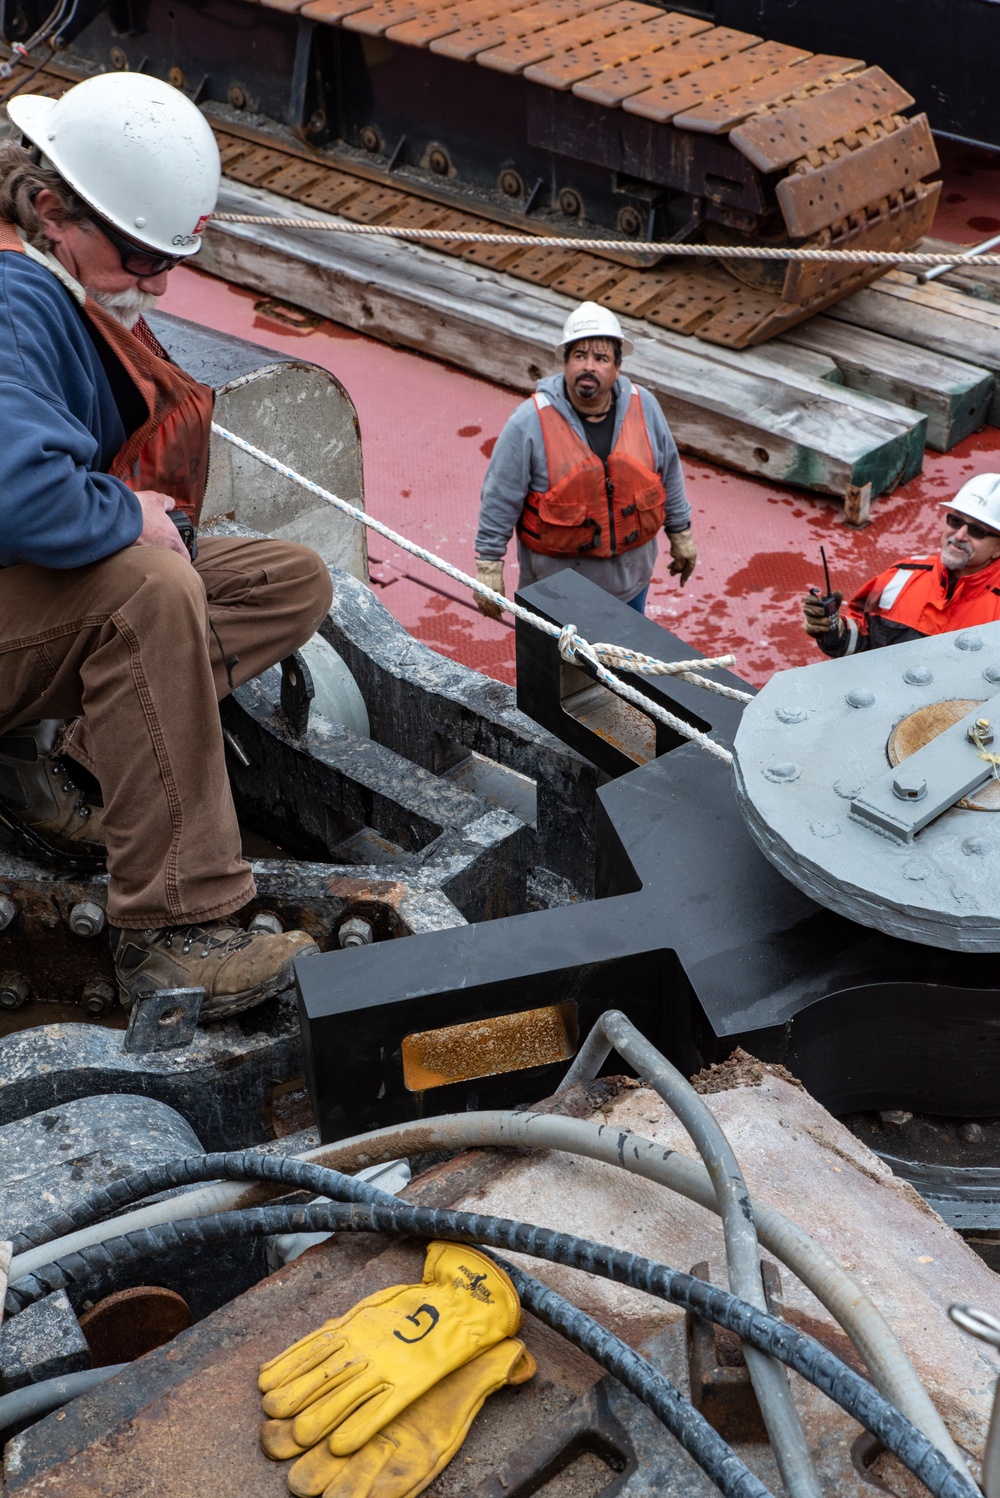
517, 388, 667, 558
0, 220, 213, 522
847, 552, 1000, 639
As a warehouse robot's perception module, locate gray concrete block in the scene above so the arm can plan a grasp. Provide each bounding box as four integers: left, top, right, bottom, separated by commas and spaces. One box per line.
0, 1292, 89, 1392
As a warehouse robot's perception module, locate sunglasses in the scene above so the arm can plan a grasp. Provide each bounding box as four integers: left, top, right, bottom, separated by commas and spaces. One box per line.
944, 512, 1000, 542
90, 214, 182, 277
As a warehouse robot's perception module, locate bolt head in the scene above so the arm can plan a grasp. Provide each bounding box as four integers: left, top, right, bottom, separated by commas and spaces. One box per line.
338, 917, 374, 949
892, 770, 928, 802
68, 900, 105, 937
249, 912, 284, 937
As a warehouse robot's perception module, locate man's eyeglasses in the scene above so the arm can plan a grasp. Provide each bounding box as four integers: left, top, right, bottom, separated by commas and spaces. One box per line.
89, 214, 182, 278
944, 512, 1000, 543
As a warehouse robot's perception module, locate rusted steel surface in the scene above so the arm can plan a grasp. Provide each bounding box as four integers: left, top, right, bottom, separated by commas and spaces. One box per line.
731, 64, 914, 172
79, 1288, 194, 1368
673, 53, 865, 135
777, 114, 939, 239
19, 19, 940, 352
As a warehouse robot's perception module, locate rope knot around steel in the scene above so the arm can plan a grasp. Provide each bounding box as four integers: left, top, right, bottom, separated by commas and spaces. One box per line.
211, 421, 745, 764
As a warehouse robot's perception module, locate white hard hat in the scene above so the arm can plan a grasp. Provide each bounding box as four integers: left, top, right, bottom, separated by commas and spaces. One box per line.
941, 473, 1000, 534
8, 73, 220, 257
556, 301, 634, 358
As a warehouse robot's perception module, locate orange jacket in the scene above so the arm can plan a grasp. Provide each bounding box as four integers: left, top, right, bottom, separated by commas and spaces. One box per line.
517, 389, 666, 558
0, 221, 213, 522
834, 552, 1000, 654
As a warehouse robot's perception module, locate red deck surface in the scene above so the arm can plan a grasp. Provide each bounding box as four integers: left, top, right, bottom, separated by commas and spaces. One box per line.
161, 145, 1000, 691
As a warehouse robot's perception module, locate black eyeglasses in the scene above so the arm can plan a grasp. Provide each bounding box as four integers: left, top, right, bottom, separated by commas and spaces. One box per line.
89, 214, 182, 278
944, 512, 1000, 542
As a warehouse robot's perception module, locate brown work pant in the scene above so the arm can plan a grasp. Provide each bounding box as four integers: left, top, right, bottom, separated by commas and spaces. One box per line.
0, 536, 333, 927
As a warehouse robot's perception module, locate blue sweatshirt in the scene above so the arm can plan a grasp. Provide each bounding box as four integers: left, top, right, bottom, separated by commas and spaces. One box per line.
0, 251, 143, 569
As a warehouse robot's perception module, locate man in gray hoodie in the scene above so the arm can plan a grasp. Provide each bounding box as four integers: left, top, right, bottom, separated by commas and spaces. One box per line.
474, 302, 693, 618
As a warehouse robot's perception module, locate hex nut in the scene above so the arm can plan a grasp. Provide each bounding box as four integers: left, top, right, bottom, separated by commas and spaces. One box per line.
81, 979, 116, 1017
249, 911, 284, 936
69, 901, 106, 938
338, 917, 374, 949
0, 971, 29, 1010
892, 771, 928, 802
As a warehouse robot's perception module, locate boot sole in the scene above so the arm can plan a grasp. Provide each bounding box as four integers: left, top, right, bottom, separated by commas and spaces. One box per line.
120, 942, 321, 1024
0, 804, 107, 874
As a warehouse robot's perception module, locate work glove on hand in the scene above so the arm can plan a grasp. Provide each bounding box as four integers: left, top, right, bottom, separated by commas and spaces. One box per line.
667, 529, 697, 586
474, 558, 505, 621
802, 591, 844, 639
258, 1242, 521, 1457
282, 1338, 536, 1498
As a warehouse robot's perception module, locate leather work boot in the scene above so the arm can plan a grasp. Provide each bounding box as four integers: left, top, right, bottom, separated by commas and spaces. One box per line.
0, 720, 105, 870
110, 920, 320, 1021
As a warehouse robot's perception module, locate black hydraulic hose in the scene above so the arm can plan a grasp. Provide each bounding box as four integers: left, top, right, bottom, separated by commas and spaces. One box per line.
0, 1364, 127, 1440
4, 1156, 978, 1498
494, 1254, 771, 1498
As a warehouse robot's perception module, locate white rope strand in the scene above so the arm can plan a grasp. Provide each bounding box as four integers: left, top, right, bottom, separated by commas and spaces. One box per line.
211, 421, 746, 762
212, 215, 1000, 269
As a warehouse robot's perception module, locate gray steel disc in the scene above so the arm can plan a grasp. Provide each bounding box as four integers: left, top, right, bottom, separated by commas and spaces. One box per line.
732, 623, 1000, 951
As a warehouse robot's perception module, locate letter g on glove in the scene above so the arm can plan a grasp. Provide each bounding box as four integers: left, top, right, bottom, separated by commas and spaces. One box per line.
258, 1242, 521, 1457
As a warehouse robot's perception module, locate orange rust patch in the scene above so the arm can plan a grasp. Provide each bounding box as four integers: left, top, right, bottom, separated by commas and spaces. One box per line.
402, 1001, 578, 1090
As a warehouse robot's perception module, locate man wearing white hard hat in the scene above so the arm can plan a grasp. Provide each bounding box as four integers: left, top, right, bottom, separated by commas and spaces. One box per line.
0, 74, 331, 1016
474, 301, 692, 618
803, 474, 1000, 655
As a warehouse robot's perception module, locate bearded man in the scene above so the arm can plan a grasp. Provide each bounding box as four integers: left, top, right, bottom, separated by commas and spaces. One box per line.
0, 72, 331, 1017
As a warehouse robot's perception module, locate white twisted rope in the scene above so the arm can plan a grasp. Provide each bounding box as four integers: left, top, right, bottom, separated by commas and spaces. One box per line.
211, 421, 745, 763
212, 215, 1000, 269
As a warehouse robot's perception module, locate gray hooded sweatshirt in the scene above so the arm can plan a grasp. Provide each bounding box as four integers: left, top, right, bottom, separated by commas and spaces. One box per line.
475, 373, 689, 603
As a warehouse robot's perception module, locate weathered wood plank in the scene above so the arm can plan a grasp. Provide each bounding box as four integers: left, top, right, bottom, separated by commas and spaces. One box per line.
827, 270, 1000, 424
917, 235, 1000, 305
778, 315, 993, 451
202, 181, 927, 502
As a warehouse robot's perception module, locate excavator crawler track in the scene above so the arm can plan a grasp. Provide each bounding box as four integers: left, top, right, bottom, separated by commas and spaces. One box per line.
0, 1, 940, 346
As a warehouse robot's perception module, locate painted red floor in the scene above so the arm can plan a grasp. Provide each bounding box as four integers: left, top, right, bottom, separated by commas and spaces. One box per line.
161, 146, 1000, 690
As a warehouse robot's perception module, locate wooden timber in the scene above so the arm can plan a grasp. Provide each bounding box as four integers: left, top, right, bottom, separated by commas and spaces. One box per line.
826, 271, 1000, 425
778, 316, 993, 452
203, 181, 928, 507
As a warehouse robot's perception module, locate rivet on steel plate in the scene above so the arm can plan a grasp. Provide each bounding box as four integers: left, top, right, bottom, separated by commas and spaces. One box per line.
903, 860, 930, 881
892, 771, 928, 802
0, 896, 16, 931
833, 779, 862, 799
764, 762, 801, 783
845, 688, 876, 708
68, 901, 105, 937
984, 665, 1000, 684
956, 632, 984, 651
903, 666, 933, 685
963, 837, 992, 857
775, 706, 807, 723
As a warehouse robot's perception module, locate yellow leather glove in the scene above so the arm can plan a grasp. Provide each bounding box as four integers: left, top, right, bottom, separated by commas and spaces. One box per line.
258, 1242, 521, 1457
474, 558, 505, 621
283, 1339, 536, 1498
667, 528, 697, 586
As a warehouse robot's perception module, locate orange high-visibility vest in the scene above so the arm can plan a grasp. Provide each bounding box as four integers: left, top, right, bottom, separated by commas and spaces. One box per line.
0, 221, 213, 522
847, 553, 1000, 639
517, 389, 666, 558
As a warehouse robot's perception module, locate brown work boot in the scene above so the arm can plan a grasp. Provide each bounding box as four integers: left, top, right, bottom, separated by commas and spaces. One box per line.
110, 920, 320, 1021
0, 720, 105, 870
